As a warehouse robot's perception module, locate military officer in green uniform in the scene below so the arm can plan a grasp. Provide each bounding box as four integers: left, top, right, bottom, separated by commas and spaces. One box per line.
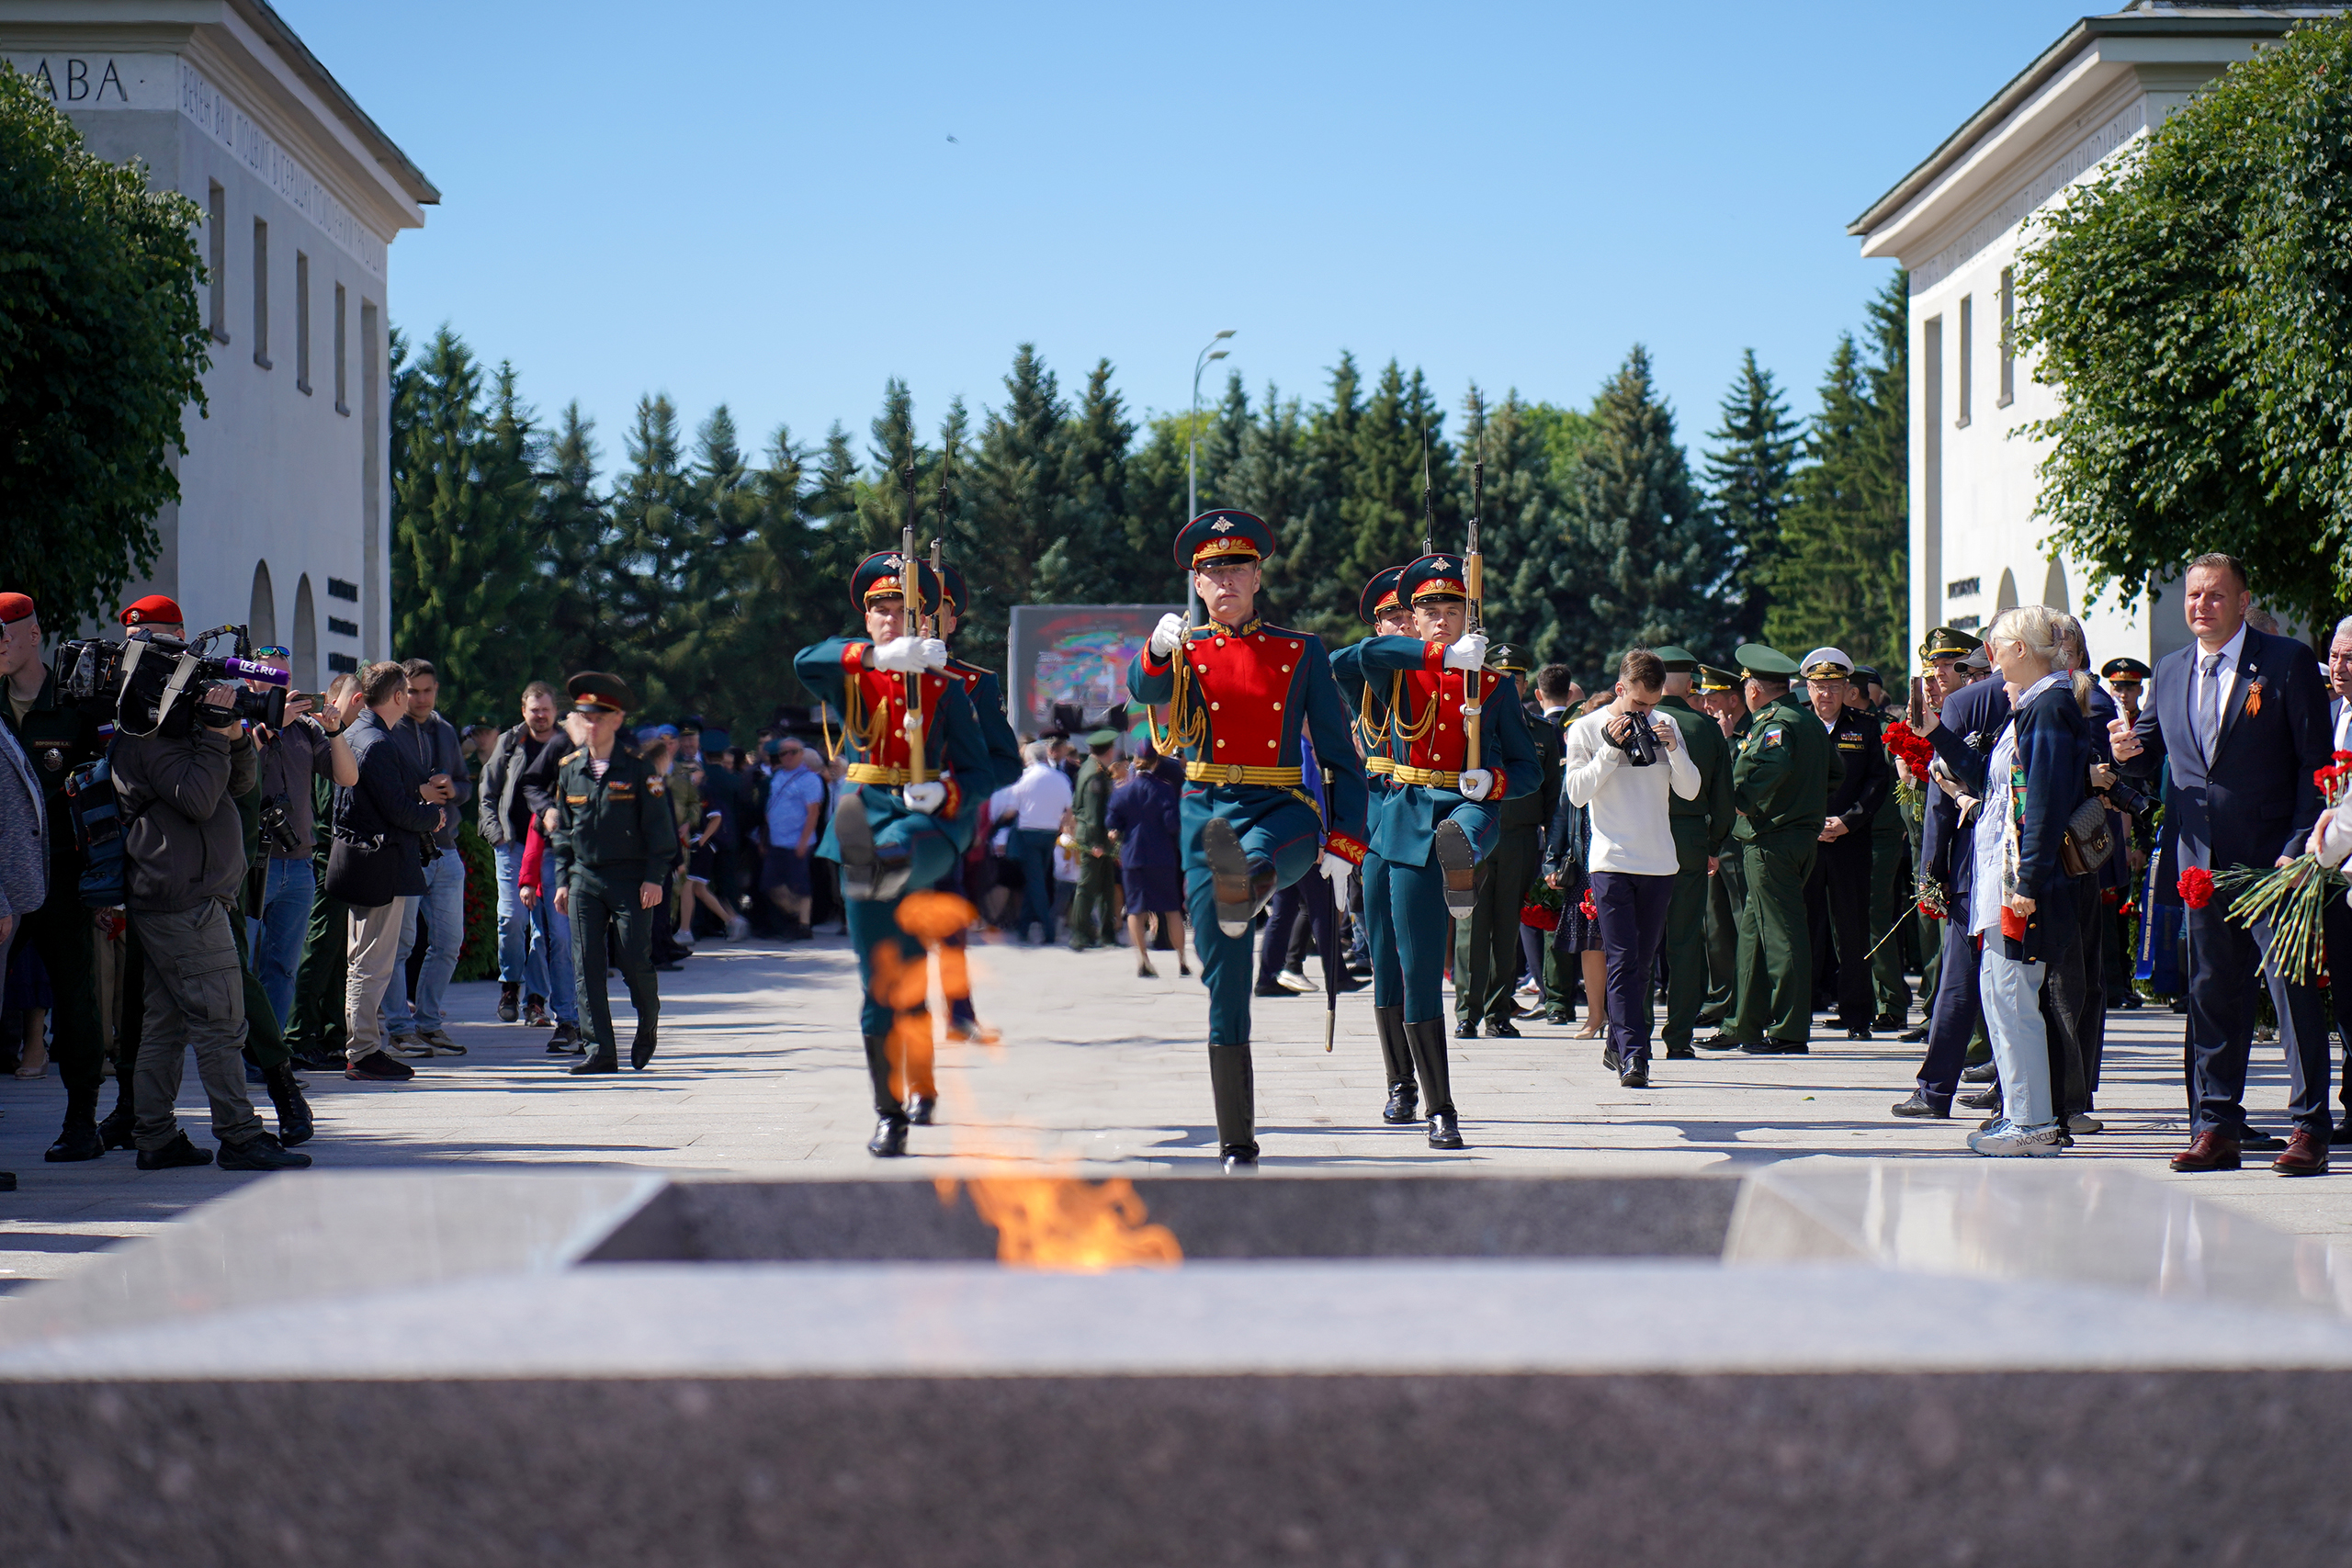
1701, 644, 1838, 1055
1851, 663, 1913, 1030
0, 592, 109, 1162
1453, 658, 1555, 1042
1649, 647, 1735, 1059
1695, 663, 1747, 1029
1067, 729, 1119, 949
548, 671, 679, 1076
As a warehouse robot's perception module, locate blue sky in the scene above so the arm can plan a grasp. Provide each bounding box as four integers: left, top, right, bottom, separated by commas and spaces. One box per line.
278, 0, 2090, 471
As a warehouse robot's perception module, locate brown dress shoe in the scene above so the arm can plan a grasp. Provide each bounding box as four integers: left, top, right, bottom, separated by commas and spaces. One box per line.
2272, 1127, 2330, 1178
2169, 1129, 2242, 1173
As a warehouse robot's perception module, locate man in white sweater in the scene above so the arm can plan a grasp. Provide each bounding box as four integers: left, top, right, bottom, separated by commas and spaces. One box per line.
1562, 649, 1702, 1086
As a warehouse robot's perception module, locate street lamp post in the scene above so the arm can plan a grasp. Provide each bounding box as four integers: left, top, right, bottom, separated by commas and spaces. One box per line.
1186, 331, 1236, 623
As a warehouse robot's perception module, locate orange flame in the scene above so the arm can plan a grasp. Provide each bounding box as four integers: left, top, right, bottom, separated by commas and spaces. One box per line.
935, 1175, 1182, 1271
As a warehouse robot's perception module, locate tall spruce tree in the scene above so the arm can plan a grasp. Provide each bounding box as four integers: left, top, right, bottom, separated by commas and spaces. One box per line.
602, 393, 701, 712
1336, 361, 1453, 614
962, 346, 1071, 662
533, 400, 611, 680
1462, 388, 1563, 660
1703, 349, 1800, 643
1035, 358, 1154, 604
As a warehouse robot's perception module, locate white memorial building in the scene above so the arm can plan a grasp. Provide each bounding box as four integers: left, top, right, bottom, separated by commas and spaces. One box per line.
1849, 2, 2333, 668
3, 0, 434, 687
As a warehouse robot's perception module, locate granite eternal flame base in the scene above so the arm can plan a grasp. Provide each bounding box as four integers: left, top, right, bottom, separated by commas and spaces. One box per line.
3, 1164, 2350, 1566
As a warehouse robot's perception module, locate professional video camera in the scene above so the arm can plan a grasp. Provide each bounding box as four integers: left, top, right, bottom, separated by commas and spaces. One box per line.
59, 624, 290, 738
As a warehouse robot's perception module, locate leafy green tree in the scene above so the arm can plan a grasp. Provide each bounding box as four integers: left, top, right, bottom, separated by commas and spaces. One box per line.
389, 327, 542, 722
2015, 16, 2352, 632
1, 63, 209, 628
1703, 349, 1801, 643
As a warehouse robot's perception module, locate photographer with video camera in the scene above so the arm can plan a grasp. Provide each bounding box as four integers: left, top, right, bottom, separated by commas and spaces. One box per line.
333, 661, 451, 1083
107, 608, 312, 1172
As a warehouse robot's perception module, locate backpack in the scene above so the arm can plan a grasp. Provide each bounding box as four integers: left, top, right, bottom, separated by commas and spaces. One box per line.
62, 753, 127, 908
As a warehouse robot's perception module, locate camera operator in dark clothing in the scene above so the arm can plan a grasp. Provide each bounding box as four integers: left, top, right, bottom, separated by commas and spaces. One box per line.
109, 664, 311, 1171
248, 647, 357, 1029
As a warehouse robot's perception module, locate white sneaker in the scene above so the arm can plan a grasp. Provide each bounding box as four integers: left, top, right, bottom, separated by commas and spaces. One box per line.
1967, 1119, 2064, 1156
1274, 969, 1316, 993
726, 917, 752, 942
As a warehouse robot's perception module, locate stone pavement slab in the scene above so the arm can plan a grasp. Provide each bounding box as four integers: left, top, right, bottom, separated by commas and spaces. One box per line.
5, 930, 2349, 1291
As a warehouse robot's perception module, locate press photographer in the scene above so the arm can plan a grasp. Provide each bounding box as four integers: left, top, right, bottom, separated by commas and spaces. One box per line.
107, 630, 311, 1172
247, 648, 359, 1031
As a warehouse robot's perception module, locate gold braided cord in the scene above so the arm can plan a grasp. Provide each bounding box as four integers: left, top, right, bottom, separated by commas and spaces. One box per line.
822, 670, 892, 764
1144, 642, 1209, 756
1389, 669, 1440, 748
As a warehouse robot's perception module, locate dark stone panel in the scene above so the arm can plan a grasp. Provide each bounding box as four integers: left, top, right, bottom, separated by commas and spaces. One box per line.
581, 1175, 1740, 1264
5, 1369, 2346, 1566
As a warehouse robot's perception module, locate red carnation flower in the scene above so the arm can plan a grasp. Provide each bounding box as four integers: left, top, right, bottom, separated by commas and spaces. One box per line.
2178, 867, 2215, 909
1918, 900, 1945, 920
1579, 891, 1597, 920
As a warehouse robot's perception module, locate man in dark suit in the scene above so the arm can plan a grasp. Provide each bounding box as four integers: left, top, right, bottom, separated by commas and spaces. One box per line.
1891, 652, 2006, 1119
2317, 618, 2352, 1143
2112, 553, 2333, 1175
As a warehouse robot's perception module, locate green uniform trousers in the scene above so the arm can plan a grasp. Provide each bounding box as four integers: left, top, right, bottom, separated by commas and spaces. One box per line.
17, 872, 106, 1096
1660, 864, 1713, 1051
1729, 833, 1816, 1046
1869, 827, 1911, 1021
1068, 852, 1118, 948
1453, 824, 1541, 1029
570, 864, 658, 1055
1706, 849, 1746, 1023
286, 885, 350, 1058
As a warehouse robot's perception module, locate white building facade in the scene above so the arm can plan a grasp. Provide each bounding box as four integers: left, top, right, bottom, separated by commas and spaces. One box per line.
3, 0, 434, 689
1849, 4, 2333, 670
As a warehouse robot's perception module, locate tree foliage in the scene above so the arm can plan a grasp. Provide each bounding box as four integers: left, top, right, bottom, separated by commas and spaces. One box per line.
0, 63, 209, 627
1702, 349, 1800, 644
2013, 16, 2352, 632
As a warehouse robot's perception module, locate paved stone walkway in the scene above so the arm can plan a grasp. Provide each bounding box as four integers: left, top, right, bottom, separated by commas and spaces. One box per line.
5, 930, 2349, 1293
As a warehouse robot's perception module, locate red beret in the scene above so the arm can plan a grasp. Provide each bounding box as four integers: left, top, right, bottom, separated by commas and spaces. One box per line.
0, 592, 33, 626
119, 594, 184, 627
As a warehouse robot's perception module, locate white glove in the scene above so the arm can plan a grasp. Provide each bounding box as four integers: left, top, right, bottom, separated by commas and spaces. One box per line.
873, 636, 948, 673
1149, 612, 1186, 658
1442, 632, 1489, 671
1457, 768, 1494, 801
904, 781, 946, 815
1320, 852, 1355, 886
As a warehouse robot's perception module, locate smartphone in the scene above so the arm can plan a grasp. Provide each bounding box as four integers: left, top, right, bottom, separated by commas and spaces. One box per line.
1907, 675, 1928, 729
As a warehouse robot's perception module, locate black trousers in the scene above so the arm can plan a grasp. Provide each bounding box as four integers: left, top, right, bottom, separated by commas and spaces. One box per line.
1257, 874, 1334, 988
1804, 833, 1873, 1028
2326, 898, 2352, 1122
1590, 870, 1675, 1063
570, 866, 658, 1055
2184, 897, 2329, 1136
1915, 919, 1979, 1103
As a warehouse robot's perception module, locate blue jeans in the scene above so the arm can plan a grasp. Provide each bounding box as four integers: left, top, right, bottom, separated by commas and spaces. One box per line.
531, 890, 577, 1023
1012, 828, 1059, 944
248, 857, 314, 1029
382, 848, 466, 1036
494, 840, 531, 985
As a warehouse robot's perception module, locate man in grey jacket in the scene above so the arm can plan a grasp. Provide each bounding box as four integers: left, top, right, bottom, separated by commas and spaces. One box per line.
380, 657, 470, 1055
109, 682, 311, 1171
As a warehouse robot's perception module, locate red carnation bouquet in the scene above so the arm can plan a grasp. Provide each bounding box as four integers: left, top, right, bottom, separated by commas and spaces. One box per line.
2205, 752, 2352, 986
2177, 867, 2215, 909
1882, 720, 1938, 808
1521, 881, 1562, 933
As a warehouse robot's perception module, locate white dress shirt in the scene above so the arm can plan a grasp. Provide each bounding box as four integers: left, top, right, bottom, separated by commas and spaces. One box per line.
2189, 623, 2248, 758
1002, 761, 1073, 830
1561, 706, 1701, 876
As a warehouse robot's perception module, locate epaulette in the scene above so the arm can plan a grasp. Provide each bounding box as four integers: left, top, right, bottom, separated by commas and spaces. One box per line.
559, 750, 582, 767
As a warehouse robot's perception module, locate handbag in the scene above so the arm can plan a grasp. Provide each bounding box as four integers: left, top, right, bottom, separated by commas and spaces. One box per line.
2058, 796, 2113, 878
322, 829, 400, 908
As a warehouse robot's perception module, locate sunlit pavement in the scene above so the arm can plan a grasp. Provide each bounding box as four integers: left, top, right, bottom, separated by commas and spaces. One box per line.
6, 929, 2349, 1292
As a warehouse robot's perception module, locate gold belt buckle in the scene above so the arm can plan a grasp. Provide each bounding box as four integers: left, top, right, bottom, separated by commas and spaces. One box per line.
1225, 764, 1244, 785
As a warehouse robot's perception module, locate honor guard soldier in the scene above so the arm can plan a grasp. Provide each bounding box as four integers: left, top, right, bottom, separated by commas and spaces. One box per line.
1647, 647, 1735, 1060
796, 551, 989, 1156
1702, 644, 1838, 1055
1351, 553, 1538, 1148
1798, 649, 1889, 1039
1129, 510, 1369, 1170
1329, 567, 1418, 1122
548, 672, 679, 1076
1693, 663, 1747, 1031
936, 563, 1021, 1047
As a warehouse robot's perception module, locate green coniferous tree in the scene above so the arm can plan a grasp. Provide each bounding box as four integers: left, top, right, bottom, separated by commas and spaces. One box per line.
962, 346, 1072, 662
1703, 349, 1801, 644
1336, 361, 1454, 614
602, 393, 700, 713
533, 401, 611, 681
1458, 387, 1561, 660
1035, 359, 1153, 605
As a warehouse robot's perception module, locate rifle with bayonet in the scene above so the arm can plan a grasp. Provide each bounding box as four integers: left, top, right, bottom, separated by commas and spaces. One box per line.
901, 457, 927, 788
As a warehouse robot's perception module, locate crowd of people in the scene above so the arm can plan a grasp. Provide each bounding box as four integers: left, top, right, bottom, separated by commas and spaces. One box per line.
5, 540, 2346, 1182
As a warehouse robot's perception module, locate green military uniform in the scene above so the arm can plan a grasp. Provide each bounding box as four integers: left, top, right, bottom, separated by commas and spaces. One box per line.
1067, 734, 1118, 950
1708, 645, 1838, 1054
549, 672, 680, 1074
1, 661, 109, 1160
1651, 649, 1735, 1056
1697, 666, 1744, 1026
1455, 669, 1556, 1036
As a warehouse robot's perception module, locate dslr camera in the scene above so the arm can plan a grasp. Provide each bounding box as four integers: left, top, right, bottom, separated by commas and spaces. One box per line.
59, 624, 289, 738
1607, 705, 1662, 767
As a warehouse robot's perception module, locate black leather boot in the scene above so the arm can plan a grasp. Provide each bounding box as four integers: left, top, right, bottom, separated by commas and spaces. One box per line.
569, 1043, 620, 1075
863, 1033, 907, 1122
261, 1062, 314, 1146
629, 1022, 657, 1071
45, 1082, 106, 1163
867, 1114, 910, 1156
1208, 1043, 1259, 1169
1373, 1005, 1418, 1124
1403, 1019, 1464, 1150
98, 1077, 136, 1152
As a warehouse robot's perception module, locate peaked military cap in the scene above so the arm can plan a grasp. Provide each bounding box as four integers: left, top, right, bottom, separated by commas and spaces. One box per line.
1401, 553, 1470, 604
851, 549, 944, 609
1800, 647, 1853, 681
567, 671, 635, 714
1357, 566, 1407, 626
1852, 665, 1883, 688
1650, 645, 1697, 673
1919, 625, 1983, 661
1086, 728, 1119, 750
939, 562, 970, 615
1175, 509, 1276, 570
1736, 643, 1800, 680
2100, 657, 2152, 685
1694, 664, 1738, 694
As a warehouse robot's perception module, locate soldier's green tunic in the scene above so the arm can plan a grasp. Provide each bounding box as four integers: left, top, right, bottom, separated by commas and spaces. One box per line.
1725, 693, 1839, 1047
1657, 694, 1735, 1052
1067, 752, 1116, 948
1705, 709, 1753, 1026
549, 742, 679, 1059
